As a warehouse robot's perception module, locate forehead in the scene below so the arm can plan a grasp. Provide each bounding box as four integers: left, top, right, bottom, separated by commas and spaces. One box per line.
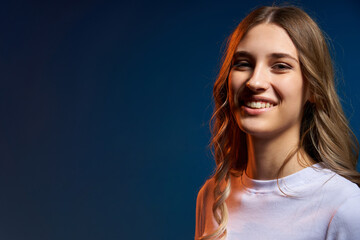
236, 23, 299, 59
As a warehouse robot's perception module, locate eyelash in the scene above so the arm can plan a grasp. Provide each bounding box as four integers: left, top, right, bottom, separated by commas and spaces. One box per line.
232, 61, 292, 71
232, 60, 252, 69
271, 63, 292, 71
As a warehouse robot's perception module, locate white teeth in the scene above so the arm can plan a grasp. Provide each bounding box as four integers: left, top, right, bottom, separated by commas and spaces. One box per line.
245, 101, 274, 109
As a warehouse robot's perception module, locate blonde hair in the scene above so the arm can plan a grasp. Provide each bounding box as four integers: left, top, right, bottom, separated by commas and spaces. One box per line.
200, 6, 360, 240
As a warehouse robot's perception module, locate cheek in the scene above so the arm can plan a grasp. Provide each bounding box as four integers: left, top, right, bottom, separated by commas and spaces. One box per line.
279, 80, 307, 114
228, 73, 242, 109
277, 74, 305, 101
228, 71, 247, 99
229, 71, 247, 90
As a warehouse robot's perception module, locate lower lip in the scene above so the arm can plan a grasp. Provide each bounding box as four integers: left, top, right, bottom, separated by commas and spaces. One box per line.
241, 105, 276, 115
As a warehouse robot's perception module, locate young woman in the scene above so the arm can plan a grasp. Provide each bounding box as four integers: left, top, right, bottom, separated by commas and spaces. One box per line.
195, 6, 360, 240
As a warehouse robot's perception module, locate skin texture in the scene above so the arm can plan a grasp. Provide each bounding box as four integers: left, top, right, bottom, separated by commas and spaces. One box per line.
228, 23, 313, 180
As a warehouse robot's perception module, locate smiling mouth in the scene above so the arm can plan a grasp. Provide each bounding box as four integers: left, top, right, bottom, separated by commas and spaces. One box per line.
244, 101, 275, 109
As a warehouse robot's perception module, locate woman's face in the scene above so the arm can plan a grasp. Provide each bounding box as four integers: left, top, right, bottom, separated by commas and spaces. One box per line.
228, 23, 309, 138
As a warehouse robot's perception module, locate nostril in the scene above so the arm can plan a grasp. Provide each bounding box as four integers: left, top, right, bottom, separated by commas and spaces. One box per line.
246, 78, 269, 90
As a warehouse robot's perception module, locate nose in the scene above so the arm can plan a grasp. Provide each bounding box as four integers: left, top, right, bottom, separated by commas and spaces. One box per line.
246, 64, 270, 92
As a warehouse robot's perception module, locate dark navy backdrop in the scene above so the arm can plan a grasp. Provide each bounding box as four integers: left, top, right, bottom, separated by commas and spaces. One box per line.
1, 0, 359, 239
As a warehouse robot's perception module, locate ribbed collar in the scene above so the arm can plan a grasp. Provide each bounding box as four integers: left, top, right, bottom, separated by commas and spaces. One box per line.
239, 162, 326, 194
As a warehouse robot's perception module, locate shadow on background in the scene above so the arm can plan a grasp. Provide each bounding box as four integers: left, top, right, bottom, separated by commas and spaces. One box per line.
1, 0, 359, 239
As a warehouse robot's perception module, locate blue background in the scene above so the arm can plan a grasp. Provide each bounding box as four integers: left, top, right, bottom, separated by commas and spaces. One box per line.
1, 0, 360, 239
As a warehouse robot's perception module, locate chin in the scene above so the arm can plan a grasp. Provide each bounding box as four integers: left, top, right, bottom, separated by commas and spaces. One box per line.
240, 128, 275, 138
238, 118, 269, 132
237, 119, 284, 138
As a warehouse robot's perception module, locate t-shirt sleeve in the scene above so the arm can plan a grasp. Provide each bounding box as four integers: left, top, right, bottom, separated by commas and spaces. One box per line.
326, 194, 360, 240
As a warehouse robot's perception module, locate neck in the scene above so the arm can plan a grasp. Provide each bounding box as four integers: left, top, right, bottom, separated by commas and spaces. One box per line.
245, 129, 314, 180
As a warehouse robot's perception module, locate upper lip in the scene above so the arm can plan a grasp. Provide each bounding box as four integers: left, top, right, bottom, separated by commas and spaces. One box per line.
241, 96, 278, 106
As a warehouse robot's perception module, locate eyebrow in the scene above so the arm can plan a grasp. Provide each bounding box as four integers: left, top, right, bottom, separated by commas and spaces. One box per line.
270, 53, 299, 63
232, 51, 254, 61
233, 51, 298, 63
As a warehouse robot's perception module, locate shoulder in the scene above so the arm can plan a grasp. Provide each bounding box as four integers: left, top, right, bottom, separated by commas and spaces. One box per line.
333, 194, 360, 220
314, 165, 360, 239
195, 178, 216, 239
326, 194, 360, 239
197, 178, 215, 201
309, 164, 360, 199
326, 173, 359, 193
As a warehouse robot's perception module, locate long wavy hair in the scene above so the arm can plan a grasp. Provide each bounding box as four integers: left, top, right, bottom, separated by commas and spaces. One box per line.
201, 6, 360, 240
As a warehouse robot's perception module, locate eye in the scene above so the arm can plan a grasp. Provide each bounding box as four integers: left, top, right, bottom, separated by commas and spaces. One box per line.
232, 60, 252, 70
272, 63, 292, 71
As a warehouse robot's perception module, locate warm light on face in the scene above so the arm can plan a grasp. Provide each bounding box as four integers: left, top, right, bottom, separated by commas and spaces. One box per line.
228, 23, 308, 139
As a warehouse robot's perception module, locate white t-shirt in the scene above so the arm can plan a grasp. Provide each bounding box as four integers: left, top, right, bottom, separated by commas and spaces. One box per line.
195, 163, 360, 240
